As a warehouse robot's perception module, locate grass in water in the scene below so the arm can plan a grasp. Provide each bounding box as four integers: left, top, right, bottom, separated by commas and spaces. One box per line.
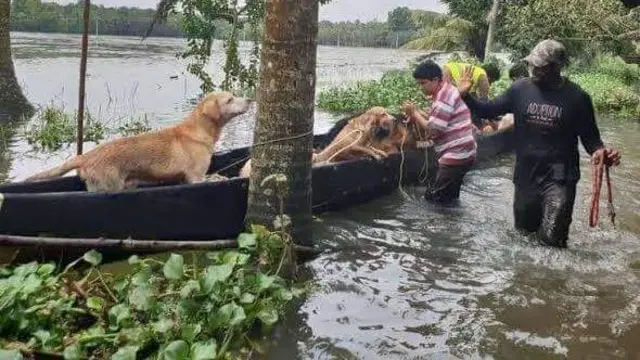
23, 105, 153, 153
0, 225, 310, 359
317, 54, 640, 120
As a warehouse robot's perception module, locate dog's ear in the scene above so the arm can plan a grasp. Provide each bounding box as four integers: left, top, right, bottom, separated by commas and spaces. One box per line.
357, 111, 375, 127
370, 112, 386, 127
201, 96, 221, 121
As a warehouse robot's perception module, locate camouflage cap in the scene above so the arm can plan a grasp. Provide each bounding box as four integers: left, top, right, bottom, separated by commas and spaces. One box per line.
523, 39, 569, 68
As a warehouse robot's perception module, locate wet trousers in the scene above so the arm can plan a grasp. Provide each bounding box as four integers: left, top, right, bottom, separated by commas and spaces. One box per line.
424, 162, 473, 205
513, 180, 577, 248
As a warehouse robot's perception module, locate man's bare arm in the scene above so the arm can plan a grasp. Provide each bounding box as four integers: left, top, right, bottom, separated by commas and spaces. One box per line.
476, 74, 490, 100
442, 66, 453, 85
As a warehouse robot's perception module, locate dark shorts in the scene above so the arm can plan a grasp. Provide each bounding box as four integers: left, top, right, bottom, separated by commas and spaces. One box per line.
513, 181, 577, 248
424, 161, 474, 204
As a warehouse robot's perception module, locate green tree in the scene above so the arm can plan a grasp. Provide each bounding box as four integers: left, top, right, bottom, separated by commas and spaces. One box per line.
387, 6, 415, 32
500, 0, 639, 60
402, 16, 475, 54
439, 0, 493, 60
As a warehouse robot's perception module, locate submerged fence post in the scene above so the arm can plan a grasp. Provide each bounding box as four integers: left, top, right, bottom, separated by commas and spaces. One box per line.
77, 0, 91, 155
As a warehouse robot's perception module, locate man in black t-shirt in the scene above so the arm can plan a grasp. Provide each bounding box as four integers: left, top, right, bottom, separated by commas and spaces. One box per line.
457, 39, 621, 248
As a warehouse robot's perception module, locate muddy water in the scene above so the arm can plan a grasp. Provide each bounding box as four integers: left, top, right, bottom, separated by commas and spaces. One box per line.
5, 32, 640, 359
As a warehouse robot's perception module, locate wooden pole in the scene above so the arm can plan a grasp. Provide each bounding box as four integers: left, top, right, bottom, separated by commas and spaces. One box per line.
0, 234, 320, 255
77, 0, 91, 155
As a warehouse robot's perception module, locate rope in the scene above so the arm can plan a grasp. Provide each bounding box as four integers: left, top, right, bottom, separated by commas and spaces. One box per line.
397, 130, 410, 198
589, 159, 615, 228
212, 155, 251, 175
212, 125, 365, 177
323, 129, 365, 163
250, 130, 314, 149
211, 129, 315, 176
396, 121, 433, 199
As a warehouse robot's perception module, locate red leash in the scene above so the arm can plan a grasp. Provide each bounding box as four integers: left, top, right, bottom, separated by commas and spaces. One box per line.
589, 159, 615, 228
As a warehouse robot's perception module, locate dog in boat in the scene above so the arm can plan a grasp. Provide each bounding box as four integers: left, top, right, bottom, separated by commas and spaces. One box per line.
238, 107, 424, 178
24, 91, 250, 192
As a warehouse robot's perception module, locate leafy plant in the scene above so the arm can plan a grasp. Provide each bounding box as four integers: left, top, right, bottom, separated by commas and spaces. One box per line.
115, 115, 153, 138
317, 70, 431, 114
499, 0, 639, 61
23, 106, 105, 152
22, 105, 155, 153
571, 72, 640, 120
0, 228, 310, 359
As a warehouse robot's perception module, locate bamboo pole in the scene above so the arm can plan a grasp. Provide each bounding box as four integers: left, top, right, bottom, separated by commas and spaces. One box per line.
76, 0, 91, 155
0, 234, 321, 256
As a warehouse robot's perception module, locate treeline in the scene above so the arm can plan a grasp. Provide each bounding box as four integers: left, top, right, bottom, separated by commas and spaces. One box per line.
10, 0, 443, 49
317, 21, 414, 48
11, 0, 184, 37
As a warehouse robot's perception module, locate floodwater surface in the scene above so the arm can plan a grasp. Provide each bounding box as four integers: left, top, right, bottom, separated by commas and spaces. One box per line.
3, 32, 640, 359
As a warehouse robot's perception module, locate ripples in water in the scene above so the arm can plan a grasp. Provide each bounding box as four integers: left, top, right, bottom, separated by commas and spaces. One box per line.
268, 133, 640, 359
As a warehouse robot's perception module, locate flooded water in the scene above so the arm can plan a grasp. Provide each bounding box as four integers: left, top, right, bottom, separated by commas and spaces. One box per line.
4, 33, 640, 359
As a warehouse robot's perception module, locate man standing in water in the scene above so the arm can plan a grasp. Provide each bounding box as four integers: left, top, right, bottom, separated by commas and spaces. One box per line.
402, 60, 477, 205
457, 39, 621, 248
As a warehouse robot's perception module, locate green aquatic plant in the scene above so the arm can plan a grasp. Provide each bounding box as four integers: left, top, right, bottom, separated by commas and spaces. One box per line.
317, 70, 431, 114
318, 54, 640, 120
0, 227, 310, 359
23, 105, 154, 153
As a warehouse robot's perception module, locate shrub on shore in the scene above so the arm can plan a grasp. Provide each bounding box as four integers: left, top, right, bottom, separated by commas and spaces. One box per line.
317, 54, 640, 121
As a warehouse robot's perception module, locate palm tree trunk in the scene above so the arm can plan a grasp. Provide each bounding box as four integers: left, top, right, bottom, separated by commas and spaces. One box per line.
246, 0, 319, 247
0, 0, 33, 120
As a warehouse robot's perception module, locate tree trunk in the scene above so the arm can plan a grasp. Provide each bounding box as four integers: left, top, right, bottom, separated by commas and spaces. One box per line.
484, 0, 500, 61
246, 0, 319, 247
0, 0, 33, 120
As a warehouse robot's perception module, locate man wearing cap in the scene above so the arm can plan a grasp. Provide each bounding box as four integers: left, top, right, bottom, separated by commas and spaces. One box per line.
456, 39, 621, 248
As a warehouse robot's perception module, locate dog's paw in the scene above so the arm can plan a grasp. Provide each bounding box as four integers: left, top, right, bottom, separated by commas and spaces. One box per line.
204, 174, 229, 182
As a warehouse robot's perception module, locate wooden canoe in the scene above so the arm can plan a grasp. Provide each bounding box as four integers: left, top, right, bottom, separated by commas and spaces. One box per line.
0, 116, 514, 262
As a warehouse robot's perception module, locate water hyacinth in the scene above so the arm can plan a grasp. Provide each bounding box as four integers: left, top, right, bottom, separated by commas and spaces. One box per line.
0, 226, 309, 359
318, 55, 640, 121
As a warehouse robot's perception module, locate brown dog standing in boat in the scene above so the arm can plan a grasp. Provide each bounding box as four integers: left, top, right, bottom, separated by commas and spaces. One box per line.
24, 91, 250, 192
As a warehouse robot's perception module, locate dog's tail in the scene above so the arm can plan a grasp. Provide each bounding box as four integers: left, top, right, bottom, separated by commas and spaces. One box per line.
24, 156, 84, 182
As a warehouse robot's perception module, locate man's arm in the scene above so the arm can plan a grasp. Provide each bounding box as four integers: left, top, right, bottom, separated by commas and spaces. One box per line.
442, 66, 453, 85
578, 92, 604, 155
457, 65, 514, 119
461, 89, 512, 120
409, 107, 430, 130
476, 73, 490, 101
403, 101, 449, 139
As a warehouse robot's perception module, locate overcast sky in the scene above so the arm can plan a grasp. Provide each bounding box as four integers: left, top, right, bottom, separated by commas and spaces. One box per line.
50, 0, 448, 22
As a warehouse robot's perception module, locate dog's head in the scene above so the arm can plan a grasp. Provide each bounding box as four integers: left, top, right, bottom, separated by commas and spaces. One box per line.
376, 114, 422, 149
363, 106, 395, 128
357, 106, 395, 140
199, 91, 251, 126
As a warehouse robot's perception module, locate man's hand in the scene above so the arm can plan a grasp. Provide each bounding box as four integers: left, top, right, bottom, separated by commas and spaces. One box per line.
402, 100, 417, 120
457, 65, 474, 96
592, 147, 621, 167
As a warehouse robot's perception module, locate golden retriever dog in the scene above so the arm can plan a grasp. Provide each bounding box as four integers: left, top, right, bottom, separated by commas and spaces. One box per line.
237, 109, 424, 179
24, 91, 250, 192
312, 106, 396, 164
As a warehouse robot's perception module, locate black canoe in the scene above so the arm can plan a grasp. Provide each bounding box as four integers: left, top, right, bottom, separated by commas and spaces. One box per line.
0, 120, 514, 244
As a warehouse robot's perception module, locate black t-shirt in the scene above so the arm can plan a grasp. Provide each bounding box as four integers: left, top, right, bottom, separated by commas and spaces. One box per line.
462, 78, 604, 187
